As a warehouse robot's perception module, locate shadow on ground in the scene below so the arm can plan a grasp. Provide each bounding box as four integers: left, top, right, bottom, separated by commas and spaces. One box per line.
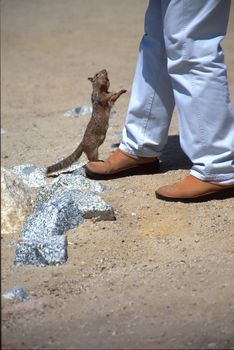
111, 134, 191, 175
160, 134, 192, 172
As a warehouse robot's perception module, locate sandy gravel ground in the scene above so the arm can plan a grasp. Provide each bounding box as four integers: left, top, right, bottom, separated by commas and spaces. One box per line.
1, 1, 234, 349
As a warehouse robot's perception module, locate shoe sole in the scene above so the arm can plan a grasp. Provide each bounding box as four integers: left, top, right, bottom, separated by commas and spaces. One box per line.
84, 161, 160, 180
155, 186, 234, 203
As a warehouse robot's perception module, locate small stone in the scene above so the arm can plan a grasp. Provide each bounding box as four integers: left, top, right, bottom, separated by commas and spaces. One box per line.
2, 287, 28, 301
64, 106, 92, 117
64, 106, 116, 117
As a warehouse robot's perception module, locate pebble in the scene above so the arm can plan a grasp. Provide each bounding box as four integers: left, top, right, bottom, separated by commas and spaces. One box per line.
64, 106, 117, 117
64, 106, 92, 117
2, 287, 28, 301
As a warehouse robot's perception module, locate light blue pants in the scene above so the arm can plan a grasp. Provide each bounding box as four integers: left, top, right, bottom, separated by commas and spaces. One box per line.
120, 0, 234, 184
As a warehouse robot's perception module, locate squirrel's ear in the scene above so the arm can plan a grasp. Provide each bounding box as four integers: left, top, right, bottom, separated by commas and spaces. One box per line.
88, 77, 93, 83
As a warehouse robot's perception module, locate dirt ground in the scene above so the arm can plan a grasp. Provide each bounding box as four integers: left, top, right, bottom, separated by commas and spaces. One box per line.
1, 1, 234, 349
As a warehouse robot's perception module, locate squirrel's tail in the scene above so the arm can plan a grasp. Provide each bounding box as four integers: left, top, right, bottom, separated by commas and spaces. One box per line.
46, 143, 83, 175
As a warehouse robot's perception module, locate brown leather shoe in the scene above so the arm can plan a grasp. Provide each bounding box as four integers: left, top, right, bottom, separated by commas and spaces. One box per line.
84, 149, 159, 180
155, 175, 234, 202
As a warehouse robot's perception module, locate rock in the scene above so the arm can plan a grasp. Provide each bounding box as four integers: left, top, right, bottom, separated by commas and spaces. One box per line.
16, 189, 114, 266
45, 160, 86, 177
11, 164, 47, 188
9, 162, 105, 203
63, 105, 116, 118
1, 128, 6, 134
69, 190, 115, 221
1, 167, 34, 235
2, 287, 28, 301
51, 171, 104, 193
15, 236, 67, 266
21, 189, 114, 241
37, 172, 104, 205
3, 163, 115, 266
21, 191, 84, 240
64, 106, 92, 117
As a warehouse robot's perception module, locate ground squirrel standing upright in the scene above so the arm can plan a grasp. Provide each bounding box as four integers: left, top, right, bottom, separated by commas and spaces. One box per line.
46, 69, 126, 176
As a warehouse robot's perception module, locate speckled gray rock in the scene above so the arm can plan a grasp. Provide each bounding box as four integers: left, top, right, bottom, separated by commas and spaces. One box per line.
15, 236, 67, 266
22, 189, 114, 241
69, 190, 115, 220
36, 173, 105, 208
11, 164, 47, 188
63, 105, 116, 118
64, 105, 92, 117
21, 191, 84, 240
53, 172, 105, 193
10, 162, 104, 190
46, 160, 86, 177
10, 163, 115, 266
2, 287, 28, 301
16, 189, 114, 266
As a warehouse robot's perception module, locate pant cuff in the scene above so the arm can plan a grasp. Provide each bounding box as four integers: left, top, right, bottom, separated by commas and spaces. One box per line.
119, 143, 160, 159
190, 169, 234, 185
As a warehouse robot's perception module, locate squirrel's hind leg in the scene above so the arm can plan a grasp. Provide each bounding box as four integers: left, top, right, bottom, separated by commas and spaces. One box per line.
86, 148, 99, 161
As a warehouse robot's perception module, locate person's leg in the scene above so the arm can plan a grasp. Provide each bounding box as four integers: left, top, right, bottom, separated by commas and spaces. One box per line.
119, 0, 175, 158
85, 0, 174, 178
156, 0, 234, 201
163, 0, 234, 181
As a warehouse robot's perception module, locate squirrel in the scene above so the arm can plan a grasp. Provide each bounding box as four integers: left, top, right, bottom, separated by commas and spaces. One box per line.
46, 69, 126, 176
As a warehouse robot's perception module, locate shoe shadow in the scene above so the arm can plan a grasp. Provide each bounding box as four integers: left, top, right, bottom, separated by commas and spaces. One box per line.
160, 135, 192, 173
112, 135, 191, 173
